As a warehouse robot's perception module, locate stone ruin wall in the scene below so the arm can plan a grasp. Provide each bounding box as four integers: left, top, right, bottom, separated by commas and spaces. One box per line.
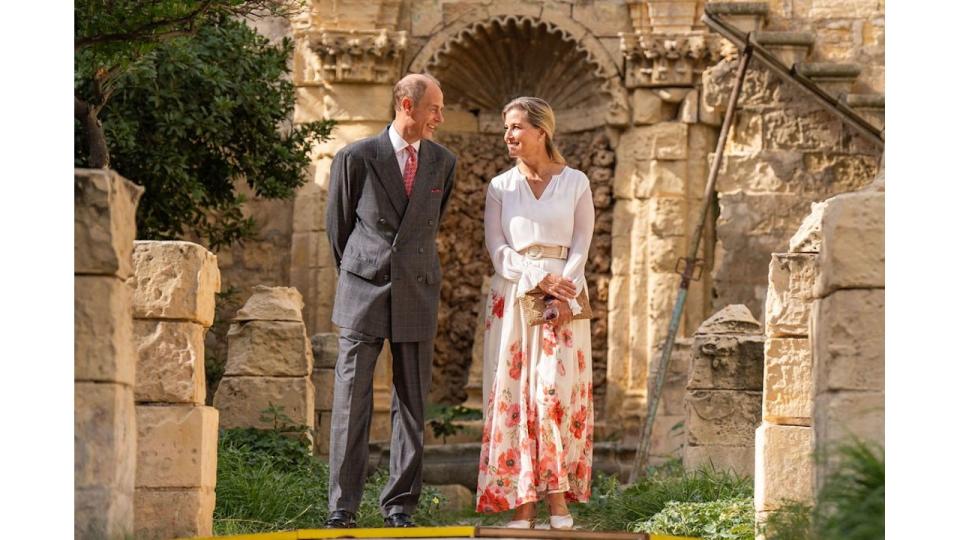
200, 0, 884, 442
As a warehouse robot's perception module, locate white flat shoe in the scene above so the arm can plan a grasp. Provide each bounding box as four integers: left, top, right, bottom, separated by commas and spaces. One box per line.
505, 519, 535, 529
549, 514, 574, 530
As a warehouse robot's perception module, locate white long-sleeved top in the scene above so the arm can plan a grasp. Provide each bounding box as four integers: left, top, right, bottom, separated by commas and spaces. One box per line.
484, 166, 595, 314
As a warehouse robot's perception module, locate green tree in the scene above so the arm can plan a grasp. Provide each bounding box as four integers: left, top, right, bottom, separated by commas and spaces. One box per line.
75, 1, 334, 247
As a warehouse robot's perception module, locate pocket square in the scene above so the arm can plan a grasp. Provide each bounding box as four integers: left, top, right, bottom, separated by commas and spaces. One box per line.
430, 187, 442, 193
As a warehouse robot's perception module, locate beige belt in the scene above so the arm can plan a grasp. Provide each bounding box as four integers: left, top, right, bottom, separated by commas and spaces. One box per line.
520, 244, 569, 260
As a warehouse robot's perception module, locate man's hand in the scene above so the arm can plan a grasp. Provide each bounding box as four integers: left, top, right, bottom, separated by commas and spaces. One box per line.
539, 274, 576, 301
547, 299, 573, 328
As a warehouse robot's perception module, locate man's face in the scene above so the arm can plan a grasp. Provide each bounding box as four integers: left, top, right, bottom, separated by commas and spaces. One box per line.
405, 83, 445, 140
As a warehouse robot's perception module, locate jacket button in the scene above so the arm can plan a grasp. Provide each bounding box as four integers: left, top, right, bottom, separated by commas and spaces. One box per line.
427, 219, 434, 226
378, 218, 386, 224
384, 274, 390, 282
418, 247, 424, 253
417, 275, 424, 282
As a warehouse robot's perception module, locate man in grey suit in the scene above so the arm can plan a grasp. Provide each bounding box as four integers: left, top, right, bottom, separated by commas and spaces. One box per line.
323, 74, 456, 529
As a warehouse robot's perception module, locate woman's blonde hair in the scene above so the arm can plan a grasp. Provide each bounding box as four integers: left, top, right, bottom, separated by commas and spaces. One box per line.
502, 97, 565, 164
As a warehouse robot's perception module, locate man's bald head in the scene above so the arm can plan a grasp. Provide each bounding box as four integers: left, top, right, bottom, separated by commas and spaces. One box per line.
393, 74, 442, 111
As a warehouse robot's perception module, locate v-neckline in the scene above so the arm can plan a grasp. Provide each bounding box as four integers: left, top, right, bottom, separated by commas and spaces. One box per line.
520, 166, 565, 201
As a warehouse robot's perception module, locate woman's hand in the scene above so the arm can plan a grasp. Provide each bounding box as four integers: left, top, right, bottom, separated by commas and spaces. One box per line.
539, 274, 577, 301
547, 299, 573, 328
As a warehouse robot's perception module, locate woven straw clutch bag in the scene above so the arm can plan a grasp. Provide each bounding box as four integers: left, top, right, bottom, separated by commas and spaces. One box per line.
519, 287, 593, 326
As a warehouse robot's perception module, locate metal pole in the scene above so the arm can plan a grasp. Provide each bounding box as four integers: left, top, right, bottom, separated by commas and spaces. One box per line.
628, 44, 755, 484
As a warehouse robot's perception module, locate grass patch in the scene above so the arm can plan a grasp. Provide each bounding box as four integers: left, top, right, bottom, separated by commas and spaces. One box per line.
634, 498, 754, 540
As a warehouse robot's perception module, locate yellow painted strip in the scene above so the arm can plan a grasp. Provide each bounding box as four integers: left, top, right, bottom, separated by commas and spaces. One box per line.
296, 526, 477, 538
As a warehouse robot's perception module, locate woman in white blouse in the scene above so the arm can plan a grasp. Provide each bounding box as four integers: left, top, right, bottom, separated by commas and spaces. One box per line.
474, 97, 595, 530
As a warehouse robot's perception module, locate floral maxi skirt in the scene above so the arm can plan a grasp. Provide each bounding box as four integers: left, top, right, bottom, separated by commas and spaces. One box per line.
475, 266, 594, 513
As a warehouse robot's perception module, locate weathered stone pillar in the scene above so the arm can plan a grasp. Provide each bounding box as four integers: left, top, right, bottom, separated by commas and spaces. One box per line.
130, 241, 221, 540
810, 191, 884, 491
646, 338, 692, 464
214, 286, 315, 440
683, 305, 763, 475
75, 168, 143, 540
754, 203, 822, 528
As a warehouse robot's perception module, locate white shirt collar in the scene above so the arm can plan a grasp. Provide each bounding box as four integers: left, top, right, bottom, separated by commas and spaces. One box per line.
389, 123, 421, 155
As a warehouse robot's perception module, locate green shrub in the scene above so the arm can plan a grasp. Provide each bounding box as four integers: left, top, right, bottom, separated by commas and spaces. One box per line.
634, 498, 754, 540
763, 439, 883, 540
574, 461, 753, 532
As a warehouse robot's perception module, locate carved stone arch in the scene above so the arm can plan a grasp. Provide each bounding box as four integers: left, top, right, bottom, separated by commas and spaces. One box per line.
407, 10, 628, 130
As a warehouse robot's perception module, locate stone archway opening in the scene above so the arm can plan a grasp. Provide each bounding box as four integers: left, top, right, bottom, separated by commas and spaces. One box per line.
413, 15, 619, 410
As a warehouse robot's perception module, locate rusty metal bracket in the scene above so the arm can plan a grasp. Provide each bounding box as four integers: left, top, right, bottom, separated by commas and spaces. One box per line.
674, 257, 704, 281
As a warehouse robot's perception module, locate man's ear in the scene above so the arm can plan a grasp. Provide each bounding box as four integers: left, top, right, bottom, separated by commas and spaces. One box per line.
402, 96, 414, 114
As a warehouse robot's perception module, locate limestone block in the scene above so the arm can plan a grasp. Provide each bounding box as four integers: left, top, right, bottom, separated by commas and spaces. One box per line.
684, 445, 754, 476
763, 338, 813, 425
134, 486, 215, 540
75, 275, 135, 385
75, 382, 136, 489
649, 196, 686, 237
803, 153, 879, 195
235, 285, 305, 322
134, 320, 206, 404
433, 483, 475, 512
632, 89, 670, 125
136, 405, 218, 489
726, 111, 763, 153
762, 109, 843, 151
213, 376, 315, 430
689, 335, 765, 390
809, 0, 882, 18
618, 123, 689, 165
755, 423, 814, 510
715, 151, 803, 194
225, 321, 312, 377
291, 231, 333, 271
811, 290, 884, 392
696, 304, 762, 335
75, 485, 134, 540
635, 160, 687, 198
295, 84, 393, 124
311, 332, 340, 369
648, 234, 684, 274
814, 192, 884, 297
685, 390, 762, 446
75, 169, 144, 279
649, 414, 686, 458
131, 241, 220, 327
765, 253, 817, 338
292, 181, 325, 233
410, 0, 442, 36
313, 367, 335, 411
814, 390, 884, 490
679, 89, 698, 124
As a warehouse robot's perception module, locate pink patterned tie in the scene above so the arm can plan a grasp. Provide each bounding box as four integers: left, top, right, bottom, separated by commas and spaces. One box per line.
403, 145, 418, 197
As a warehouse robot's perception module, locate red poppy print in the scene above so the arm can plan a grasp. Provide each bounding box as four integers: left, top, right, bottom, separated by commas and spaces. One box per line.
542, 328, 557, 356
498, 448, 521, 476
492, 292, 505, 319
577, 349, 586, 372
477, 485, 511, 513
571, 406, 587, 439
506, 403, 521, 428
561, 327, 574, 347
549, 400, 565, 426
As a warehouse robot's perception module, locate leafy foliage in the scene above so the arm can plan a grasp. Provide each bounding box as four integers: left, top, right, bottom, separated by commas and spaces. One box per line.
76, 5, 334, 247
763, 438, 884, 540
634, 498, 755, 540
574, 461, 753, 534
427, 404, 483, 444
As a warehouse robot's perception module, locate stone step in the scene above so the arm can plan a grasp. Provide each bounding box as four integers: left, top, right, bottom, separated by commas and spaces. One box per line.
795, 62, 863, 97
844, 93, 885, 131
704, 1, 770, 33
751, 31, 815, 66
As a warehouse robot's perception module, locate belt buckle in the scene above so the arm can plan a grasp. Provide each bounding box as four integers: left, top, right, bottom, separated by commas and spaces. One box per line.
527, 246, 543, 259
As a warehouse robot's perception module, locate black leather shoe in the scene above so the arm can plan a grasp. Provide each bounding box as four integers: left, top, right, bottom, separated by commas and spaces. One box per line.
323, 510, 357, 528
383, 512, 416, 527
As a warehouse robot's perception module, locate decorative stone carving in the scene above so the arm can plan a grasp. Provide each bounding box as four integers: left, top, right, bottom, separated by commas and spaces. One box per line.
621, 32, 722, 88
301, 28, 407, 84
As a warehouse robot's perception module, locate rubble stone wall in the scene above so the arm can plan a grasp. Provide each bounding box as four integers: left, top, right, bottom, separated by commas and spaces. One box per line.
130, 241, 221, 540
74, 169, 143, 540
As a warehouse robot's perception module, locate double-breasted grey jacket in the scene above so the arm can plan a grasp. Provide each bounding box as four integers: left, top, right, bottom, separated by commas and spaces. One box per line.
326, 127, 457, 342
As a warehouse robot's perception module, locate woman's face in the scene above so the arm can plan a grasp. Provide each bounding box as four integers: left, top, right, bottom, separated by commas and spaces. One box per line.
503, 109, 543, 160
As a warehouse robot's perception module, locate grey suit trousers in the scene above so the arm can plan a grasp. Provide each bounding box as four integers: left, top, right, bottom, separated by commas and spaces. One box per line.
327, 327, 433, 516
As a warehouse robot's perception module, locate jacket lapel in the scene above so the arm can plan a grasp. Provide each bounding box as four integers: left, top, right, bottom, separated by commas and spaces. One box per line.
371, 128, 409, 218
396, 140, 440, 244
